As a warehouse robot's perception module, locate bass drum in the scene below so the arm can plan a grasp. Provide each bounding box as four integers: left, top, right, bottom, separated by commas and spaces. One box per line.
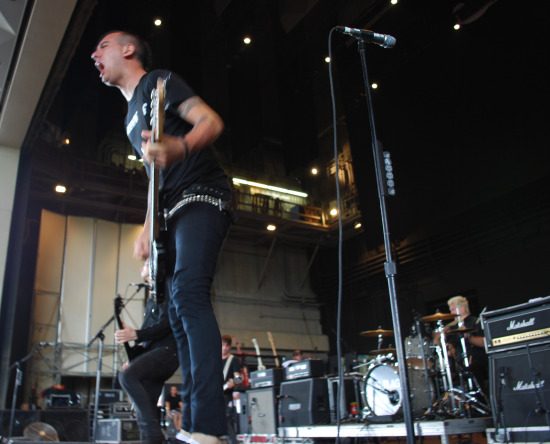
361, 364, 402, 416
361, 364, 435, 417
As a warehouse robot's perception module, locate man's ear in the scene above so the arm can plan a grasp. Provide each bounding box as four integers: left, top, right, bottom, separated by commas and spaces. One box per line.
122, 43, 135, 57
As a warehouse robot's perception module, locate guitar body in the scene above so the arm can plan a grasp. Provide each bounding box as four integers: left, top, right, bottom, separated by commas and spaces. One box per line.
148, 77, 167, 304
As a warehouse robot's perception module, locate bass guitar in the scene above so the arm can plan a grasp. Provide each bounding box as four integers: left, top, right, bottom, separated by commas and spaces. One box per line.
267, 331, 280, 368
114, 296, 141, 361
148, 77, 168, 304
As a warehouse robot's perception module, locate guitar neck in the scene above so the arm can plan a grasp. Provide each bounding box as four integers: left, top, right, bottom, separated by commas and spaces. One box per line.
251, 338, 265, 371
267, 332, 280, 368
114, 297, 136, 361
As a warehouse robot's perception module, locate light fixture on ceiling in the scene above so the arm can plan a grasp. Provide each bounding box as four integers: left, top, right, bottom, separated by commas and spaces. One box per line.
55, 185, 66, 193
232, 178, 307, 198
267, 224, 276, 231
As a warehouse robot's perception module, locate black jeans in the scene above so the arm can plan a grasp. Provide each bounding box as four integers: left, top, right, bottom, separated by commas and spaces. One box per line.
166, 201, 231, 436
118, 346, 179, 440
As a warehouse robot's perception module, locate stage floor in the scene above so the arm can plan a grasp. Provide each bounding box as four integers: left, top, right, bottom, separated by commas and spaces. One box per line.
238, 417, 493, 444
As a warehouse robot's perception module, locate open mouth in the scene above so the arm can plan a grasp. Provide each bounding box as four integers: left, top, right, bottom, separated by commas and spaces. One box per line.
95, 61, 105, 76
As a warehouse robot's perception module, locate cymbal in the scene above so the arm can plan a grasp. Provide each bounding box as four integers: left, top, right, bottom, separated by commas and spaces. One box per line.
360, 329, 394, 337
369, 348, 396, 355
445, 328, 478, 335
421, 312, 455, 322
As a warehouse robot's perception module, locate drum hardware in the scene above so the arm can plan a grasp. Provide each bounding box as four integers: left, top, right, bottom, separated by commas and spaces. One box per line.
425, 313, 490, 419
360, 327, 394, 353
369, 348, 396, 355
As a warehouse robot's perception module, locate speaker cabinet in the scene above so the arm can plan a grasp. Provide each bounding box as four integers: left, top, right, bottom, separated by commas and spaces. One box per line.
233, 391, 249, 435
247, 387, 278, 434
0, 410, 40, 437
0, 409, 88, 441
279, 378, 330, 427
490, 343, 550, 428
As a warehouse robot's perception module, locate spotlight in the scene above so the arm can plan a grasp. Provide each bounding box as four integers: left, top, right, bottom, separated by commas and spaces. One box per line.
55, 185, 66, 193
267, 224, 276, 231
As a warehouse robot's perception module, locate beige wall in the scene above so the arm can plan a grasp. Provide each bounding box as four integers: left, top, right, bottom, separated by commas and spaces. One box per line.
0, 146, 20, 309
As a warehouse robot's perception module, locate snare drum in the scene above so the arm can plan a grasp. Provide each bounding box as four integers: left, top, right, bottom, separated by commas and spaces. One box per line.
405, 336, 434, 370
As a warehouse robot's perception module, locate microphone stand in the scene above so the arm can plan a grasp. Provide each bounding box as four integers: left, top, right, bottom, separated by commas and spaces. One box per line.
354, 37, 415, 443
88, 287, 143, 441
8, 349, 37, 437
88, 314, 114, 441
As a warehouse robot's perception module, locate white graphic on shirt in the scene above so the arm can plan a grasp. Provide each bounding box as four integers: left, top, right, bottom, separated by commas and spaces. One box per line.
126, 111, 138, 136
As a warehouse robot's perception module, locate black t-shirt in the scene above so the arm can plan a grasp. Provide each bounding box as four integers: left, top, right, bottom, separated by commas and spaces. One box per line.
447, 314, 487, 365
166, 392, 182, 411
125, 69, 230, 209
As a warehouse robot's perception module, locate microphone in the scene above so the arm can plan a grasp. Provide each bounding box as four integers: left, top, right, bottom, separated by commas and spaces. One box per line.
499, 367, 508, 386
130, 283, 149, 289
335, 26, 396, 48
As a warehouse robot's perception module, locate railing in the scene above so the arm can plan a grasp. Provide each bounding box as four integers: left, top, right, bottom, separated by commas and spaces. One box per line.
232, 189, 328, 227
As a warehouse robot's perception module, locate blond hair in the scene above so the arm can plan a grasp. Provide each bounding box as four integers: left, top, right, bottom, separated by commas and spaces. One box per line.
447, 295, 470, 315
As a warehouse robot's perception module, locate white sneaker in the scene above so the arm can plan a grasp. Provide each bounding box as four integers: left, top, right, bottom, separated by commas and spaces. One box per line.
190, 432, 221, 444
175, 430, 199, 444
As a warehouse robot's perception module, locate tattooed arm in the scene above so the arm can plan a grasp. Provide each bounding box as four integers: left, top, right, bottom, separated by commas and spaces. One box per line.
177, 96, 224, 154
141, 95, 224, 168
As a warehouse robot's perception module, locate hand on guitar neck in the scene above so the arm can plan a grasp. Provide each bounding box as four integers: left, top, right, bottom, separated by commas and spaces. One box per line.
232, 337, 250, 387
114, 296, 141, 361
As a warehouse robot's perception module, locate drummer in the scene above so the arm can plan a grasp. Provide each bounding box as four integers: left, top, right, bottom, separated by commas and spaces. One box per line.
432, 295, 488, 390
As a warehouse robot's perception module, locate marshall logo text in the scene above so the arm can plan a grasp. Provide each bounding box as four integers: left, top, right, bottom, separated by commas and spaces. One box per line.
506, 317, 535, 331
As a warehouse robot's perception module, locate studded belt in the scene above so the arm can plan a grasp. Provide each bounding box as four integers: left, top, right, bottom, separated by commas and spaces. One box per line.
166, 194, 231, 220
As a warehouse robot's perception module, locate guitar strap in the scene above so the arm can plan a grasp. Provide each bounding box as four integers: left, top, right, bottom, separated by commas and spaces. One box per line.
223, 354, 234, 381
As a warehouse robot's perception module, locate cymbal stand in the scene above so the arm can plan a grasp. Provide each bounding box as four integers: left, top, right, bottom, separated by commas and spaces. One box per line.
377, 330, 384, 351
455, 311, 474, 392
437, 322, 455, 399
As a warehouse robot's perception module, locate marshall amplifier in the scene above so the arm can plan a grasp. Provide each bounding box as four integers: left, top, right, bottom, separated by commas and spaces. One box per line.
489, 343, 550, 428
250, 368, 284, 388
481, 296, 550, 353
285, 359, 324, 381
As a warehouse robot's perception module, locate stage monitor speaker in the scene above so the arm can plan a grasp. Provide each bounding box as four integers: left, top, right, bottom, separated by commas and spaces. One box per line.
39, 409, 89, 442
0, 410, 40, 437
490, 343, 550, 428
279, 378, 330, 427
247, 387, 278, 435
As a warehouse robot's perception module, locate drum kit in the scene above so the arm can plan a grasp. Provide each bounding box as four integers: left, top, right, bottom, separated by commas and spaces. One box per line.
354, 313, 491, 421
